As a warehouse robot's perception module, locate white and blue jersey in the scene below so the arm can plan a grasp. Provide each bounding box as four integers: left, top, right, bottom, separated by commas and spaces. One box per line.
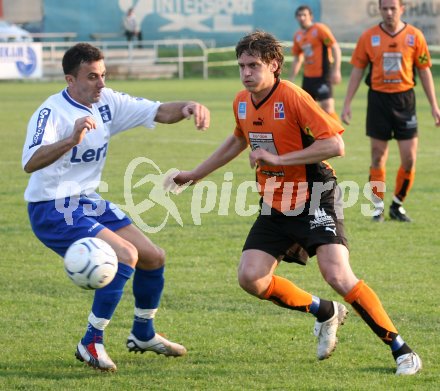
22, 87, 160, 202
23, 87, 161, 255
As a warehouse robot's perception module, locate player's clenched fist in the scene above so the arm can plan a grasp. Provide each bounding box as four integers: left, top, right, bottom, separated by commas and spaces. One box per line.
71, 116, 97, 145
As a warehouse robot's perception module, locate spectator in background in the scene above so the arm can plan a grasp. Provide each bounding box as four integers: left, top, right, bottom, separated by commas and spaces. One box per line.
341, 0, 440, 222
123, 7, 143, 48
291, 5, 342, 121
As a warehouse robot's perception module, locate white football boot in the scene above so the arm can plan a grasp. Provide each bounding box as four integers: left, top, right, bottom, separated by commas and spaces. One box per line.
395, 352, 422, 375
75, 341, 117, 372
313, 301, 348, 360
127, 333, 187, 357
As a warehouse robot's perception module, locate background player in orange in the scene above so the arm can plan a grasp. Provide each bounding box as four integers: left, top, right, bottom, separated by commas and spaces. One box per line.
291, 5, 341, 121
341, 0, 440, 222
173, 30, 421, 375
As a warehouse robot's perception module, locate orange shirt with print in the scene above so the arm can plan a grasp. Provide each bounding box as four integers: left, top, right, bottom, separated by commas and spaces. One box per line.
292, 22, 337, 78
233, 79, 344, 213
351, 23, 431, 93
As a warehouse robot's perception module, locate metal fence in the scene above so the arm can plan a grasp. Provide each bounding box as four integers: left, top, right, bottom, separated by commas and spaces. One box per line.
39, 39, 440, 80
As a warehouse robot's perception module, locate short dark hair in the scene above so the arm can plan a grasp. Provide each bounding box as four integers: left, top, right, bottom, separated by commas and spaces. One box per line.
62, 43, 104, 76
295, 5, 313, 17
378, 0, 403, 6
235, 30, 284, 78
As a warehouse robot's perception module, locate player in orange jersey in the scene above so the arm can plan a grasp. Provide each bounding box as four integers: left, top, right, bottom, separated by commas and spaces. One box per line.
342, 0, 440, 222
173, 30, 421, 375
291, 5, 341, 121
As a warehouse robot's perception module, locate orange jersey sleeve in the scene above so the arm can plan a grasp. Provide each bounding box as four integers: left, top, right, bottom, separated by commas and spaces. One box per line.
351, 23, 431, 93
233, 79, 344, 213
291, 23, 336, 78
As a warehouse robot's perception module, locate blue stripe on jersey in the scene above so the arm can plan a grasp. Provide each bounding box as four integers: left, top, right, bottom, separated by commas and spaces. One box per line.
62, 89, 93, 114
29, 108, 51, 148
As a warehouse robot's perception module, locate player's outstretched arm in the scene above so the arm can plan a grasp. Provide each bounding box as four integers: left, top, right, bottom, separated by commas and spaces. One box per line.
23, 116, 97, 173
155, 101, 210, 130
173, 134, 247, 185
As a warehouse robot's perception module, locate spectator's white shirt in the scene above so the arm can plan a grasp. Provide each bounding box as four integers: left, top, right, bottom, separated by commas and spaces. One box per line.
124, 14, 138, 32
22, 87, 160, 202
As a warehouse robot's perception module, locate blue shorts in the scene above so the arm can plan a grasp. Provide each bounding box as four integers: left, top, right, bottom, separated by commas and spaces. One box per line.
28, 193, 131, 257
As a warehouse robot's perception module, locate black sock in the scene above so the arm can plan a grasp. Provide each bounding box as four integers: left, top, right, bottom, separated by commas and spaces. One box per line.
392, 343, 412, 360
316, 299, 334, 322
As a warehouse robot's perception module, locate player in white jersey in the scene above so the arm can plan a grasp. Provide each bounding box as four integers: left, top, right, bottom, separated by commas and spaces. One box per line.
22, 43, 210, 372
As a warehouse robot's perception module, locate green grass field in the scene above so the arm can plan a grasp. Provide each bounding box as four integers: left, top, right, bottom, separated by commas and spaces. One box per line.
0, 75, 439, 391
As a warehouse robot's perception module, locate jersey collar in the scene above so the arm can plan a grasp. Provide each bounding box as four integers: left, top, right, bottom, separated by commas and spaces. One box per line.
251, 78, 280, 110
62, 88, 93, 114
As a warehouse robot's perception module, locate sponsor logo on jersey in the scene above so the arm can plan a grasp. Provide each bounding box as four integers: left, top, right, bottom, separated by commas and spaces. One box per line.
70, 142, 108, 163
99, 104, 112, 123
274, 102, 285, 120
29, 108, 51, 148
238, 102, 247, 119
253, 117, 264, 126
406, 34, 415, 47
371, 35, 380, 47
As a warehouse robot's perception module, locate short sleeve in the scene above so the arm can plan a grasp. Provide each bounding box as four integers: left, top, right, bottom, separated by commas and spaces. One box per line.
414, 30, 432, 69
22, 106, 57, 168
350, 32, 370, 69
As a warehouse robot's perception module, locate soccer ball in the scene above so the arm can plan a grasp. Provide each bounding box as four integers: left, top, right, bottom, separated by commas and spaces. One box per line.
64, 237, 118, 290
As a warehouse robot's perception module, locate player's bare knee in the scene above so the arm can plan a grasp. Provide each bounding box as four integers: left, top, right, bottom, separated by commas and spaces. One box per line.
137, 245, 165, 269
117, 242, 138, 268
323, 272, 357, 296
155, 246, 166, 265
237, 269, 263, 297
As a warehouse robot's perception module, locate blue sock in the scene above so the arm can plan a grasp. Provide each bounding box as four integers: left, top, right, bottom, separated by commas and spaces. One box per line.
82, 263, 134, 345
131, 266, 164, 341
309, 296, 320, 316
391, 335, 405, 351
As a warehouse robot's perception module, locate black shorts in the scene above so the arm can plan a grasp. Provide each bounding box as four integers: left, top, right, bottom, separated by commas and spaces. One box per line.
366, 89, 418, 141
302, 76, 333, 101
242, 181, 348, 262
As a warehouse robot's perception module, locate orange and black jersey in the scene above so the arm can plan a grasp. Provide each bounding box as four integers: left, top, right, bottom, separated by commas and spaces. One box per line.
233, 79, 344, 213
292, 22, 337, 78
351, 23, 431, 93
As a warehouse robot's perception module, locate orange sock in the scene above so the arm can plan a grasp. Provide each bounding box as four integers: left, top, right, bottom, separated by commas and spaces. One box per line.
394, 166, 415, 202
264, 275, 313, 312
344, 280, 398, 345
369, 167, 386, 201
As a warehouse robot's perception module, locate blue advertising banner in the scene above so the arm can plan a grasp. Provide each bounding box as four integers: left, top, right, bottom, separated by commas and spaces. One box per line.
43, 0, 321, 45
0, 43, 42, 79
